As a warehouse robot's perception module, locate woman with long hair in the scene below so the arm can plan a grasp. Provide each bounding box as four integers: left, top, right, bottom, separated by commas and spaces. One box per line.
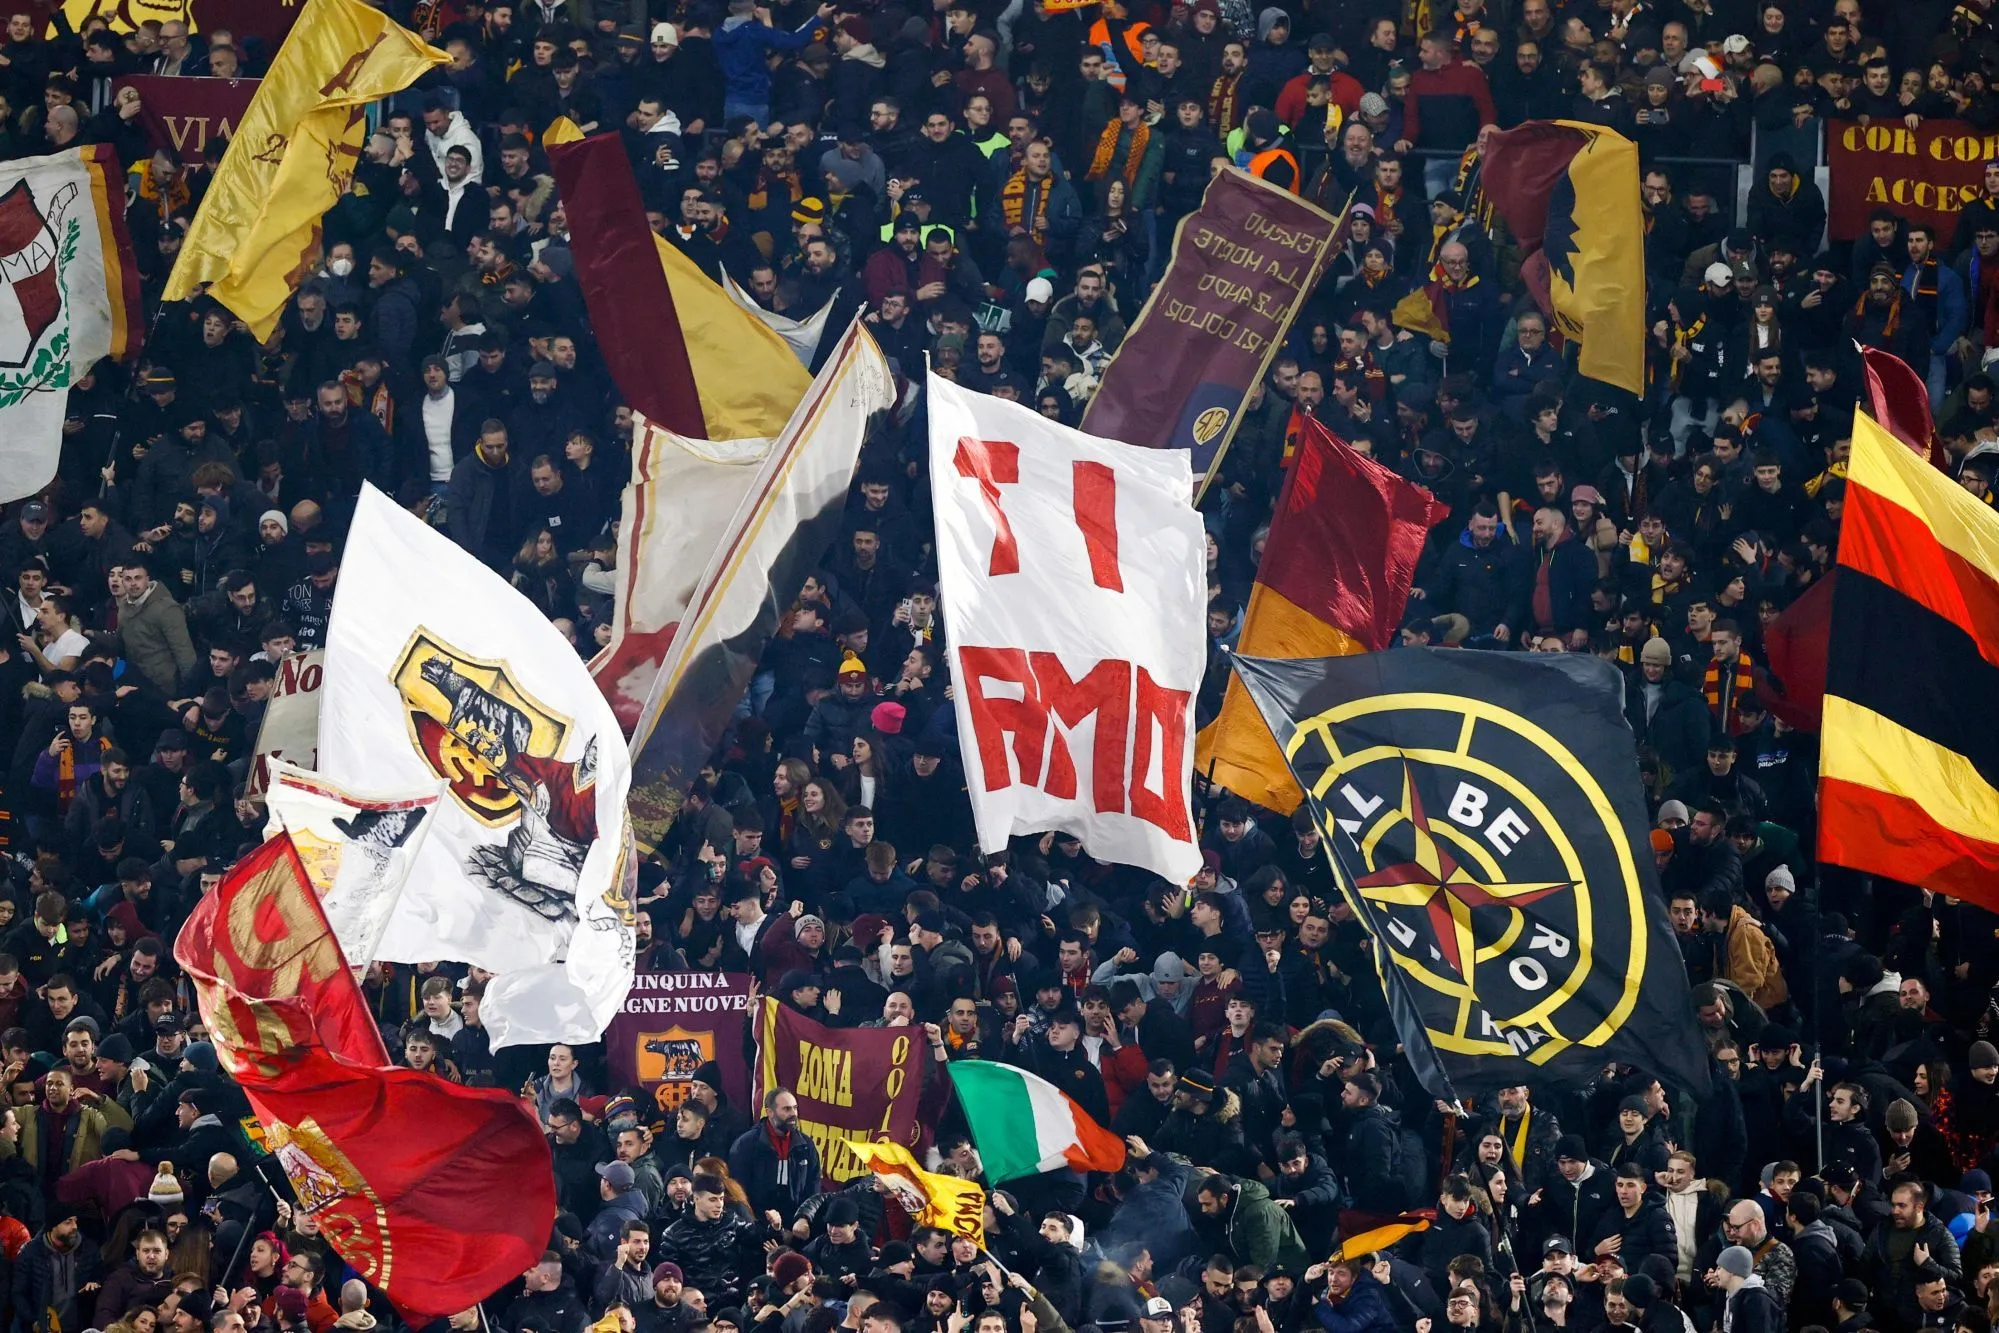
836, 732, 892, 811
1567, 485, 1622, 579
510, 528, 576, 621
766, 758, 813, 846
784, 777, 848, 903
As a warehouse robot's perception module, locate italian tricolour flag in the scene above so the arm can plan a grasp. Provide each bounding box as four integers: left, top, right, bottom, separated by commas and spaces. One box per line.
945, 1059, 1128, 1182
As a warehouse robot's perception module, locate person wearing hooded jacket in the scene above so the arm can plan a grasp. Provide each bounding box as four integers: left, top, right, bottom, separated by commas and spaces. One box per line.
1195, 1170, 1311, 1272
1715, 1243, 1780, 1333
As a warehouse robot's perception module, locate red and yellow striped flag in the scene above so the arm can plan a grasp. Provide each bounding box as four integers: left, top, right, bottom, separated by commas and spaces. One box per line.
1819, 411, 1999, 900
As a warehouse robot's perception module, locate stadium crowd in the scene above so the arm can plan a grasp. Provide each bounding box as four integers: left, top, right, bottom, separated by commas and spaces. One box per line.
3, 0, 1999, 1331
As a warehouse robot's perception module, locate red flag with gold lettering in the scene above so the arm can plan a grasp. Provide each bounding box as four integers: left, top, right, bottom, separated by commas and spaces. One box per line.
174, 835, 554, 1318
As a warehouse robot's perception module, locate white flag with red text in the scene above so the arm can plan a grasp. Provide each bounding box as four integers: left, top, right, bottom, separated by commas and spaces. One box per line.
927, 373, 1206, 884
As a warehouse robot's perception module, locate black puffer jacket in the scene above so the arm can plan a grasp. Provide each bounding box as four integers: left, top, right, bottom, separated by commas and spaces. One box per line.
654, 1207, 766, 1302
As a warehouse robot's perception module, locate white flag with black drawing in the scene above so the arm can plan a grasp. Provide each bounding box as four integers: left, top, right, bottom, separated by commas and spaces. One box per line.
317, 486, 637, 1048
260, 760, 444, 967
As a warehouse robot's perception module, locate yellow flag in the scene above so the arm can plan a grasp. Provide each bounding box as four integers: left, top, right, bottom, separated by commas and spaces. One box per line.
848, 1140, 987, 1248
652, 235, 811, 440
543, 116, 584, 146
165, 0, 449, 338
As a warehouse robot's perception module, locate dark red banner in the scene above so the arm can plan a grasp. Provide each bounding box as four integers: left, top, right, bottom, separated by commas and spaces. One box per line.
1826, 119, 1999, 242
66, 0, 302, 52
112, 75, 259, 164
176, 836, 555, 1318
1080, 166, 1341, 492
751, 998, 928, 1185
606, 970, 754, 1118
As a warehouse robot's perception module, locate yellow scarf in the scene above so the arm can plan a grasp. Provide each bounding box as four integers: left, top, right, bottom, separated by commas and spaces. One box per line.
1001, 170, 1052, 239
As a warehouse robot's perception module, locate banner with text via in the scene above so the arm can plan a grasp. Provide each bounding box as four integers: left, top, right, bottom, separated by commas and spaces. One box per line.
1826, 118, 1999, 242
752, 998, 927, 1185
113, 76, 259, 164
606, 970, 754, 1119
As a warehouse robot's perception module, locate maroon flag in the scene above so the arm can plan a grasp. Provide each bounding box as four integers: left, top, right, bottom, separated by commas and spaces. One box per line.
545, 132, 704, 436
1755, 570, 1835, 732
111, 76, 258, 163
176, 835, 555, 1319
1861, 346, 1950, 472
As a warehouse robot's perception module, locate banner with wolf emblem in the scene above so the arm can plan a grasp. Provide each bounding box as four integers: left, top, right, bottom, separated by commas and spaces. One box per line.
318, 485, 636, 1049
0, 144, 140, 506
1230, 650, 1710, 1102
261, 760, 443, 967
605, 970, 753, 1117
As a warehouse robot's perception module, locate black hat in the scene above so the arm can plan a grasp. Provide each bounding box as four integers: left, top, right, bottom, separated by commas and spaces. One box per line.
1543, 1235, 1572, 1255
1835, 1279, 1869, 1309
1555, 1133, 1588, 1161
98, 1034, 133, 1064
825, 1196, 860, 1226
154, 1011, 185, 1035
778, 970, 820, 995
1176, 1069, 1216, 1103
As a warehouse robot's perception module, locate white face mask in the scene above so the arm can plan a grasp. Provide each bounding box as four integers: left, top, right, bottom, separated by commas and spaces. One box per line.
328, 257, 353, 277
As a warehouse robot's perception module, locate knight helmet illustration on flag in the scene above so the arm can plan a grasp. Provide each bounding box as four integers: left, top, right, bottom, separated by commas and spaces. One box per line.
391, 634, 601, 924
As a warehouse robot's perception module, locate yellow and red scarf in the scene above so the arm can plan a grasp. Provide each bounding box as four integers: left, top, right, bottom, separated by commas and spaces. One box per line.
1087, 119, 1150, 186
1703, 651, 1756, 734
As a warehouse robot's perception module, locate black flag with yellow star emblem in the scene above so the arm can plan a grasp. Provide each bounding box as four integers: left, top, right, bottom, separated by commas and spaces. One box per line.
1231, 649, 1709, 1101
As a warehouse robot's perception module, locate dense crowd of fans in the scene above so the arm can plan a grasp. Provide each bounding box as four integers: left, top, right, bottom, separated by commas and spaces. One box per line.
3, 0, 1999, 1331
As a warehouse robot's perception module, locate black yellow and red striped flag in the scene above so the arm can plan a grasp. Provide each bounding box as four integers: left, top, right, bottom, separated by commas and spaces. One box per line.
1820, 411, 1999, 898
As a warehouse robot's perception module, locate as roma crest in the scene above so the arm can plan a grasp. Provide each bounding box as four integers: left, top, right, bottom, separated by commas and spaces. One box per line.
638, 1026, 713, 1111
391, 632, 572, 827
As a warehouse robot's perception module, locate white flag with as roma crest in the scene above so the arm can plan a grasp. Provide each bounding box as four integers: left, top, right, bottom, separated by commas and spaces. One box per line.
317, 485, 636, 1048
0, 145, 139, 505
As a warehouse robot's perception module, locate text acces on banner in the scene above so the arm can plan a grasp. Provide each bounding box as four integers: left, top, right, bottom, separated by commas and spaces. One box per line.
606, 971, 753, 1117
753, 998, 926, 1184
928, 374, 1207, 885
1827, 119, 1999, 241
1080, 166, 1340, 493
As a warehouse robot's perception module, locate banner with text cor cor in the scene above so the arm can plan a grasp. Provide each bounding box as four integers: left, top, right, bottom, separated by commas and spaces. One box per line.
1827, 119, 1998, 242
752, 997, 926, 1185
606, 970, 753, 1117
1081, 165, 1340, 494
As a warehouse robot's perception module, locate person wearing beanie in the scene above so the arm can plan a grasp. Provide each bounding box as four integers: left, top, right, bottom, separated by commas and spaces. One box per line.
1543, 1134, 1615, 1248
1627, 633, 1708, 780
1711, 1244, 1777, 1333
1881, 1099, 1957, 1207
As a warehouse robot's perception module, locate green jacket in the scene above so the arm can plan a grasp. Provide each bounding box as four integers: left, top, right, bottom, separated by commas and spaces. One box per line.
1225, 1178, 1311, 1271
4, 1096, 135, 1177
